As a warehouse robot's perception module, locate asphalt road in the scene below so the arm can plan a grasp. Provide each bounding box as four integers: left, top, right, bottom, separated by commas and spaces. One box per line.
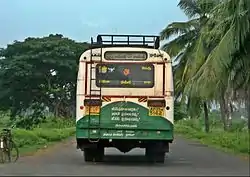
0, 137, 249, 176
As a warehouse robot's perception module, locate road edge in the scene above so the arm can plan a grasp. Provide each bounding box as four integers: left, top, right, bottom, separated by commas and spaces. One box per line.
176, 133, 249, 161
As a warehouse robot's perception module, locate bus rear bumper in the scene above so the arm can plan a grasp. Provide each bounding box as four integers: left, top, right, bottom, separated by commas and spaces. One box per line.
76, 128, 173, 141
76, 128, 173, 152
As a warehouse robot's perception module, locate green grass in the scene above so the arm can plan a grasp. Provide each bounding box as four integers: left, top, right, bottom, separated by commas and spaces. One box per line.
175, 119, 249, 156
0, 117, 76, 157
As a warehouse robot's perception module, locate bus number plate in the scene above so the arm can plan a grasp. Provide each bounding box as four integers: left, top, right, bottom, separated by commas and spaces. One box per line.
85, 106, 100, 115
149, 107, 164, 116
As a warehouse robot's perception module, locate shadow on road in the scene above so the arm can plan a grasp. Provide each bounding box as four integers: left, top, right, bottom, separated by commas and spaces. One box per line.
83, 154, 192, 167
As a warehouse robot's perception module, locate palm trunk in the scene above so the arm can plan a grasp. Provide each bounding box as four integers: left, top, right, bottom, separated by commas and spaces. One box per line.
225, 98, 232, 130
54, 102, 60, 118
203, 101, 209, 133
219, 91, 227, 131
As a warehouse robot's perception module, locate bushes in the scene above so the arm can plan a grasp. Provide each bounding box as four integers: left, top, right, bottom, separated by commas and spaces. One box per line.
174, 101, 187, 121
35, 117, 75, 129
0, 117, 10, 128
1, 116, 76, 154
175, 119, 249, 155
11, 115, 75, 130
13, 127, 75, 149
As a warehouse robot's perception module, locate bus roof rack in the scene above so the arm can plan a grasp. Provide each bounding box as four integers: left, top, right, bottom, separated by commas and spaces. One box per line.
89, 34, 160, 49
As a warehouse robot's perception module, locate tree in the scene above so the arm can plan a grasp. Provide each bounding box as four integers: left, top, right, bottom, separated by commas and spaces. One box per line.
190, 0, 250, 130
0, 34, 89, 128
160, 0, 218, 132
163, 0, 250, 131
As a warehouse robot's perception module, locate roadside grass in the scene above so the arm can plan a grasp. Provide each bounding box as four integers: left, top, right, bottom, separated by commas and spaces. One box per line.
0, 117, 75, 157
175, 118, 249, 157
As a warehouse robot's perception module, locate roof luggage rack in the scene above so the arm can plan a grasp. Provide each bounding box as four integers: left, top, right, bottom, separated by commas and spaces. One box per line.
89, 34, 160, 49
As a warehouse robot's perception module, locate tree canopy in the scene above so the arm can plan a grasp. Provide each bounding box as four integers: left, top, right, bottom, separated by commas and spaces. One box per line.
160, 0, 250, 131
0, 34, 88, 128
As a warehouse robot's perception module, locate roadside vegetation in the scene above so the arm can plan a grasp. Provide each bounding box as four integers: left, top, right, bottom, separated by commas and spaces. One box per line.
0, 35, 89, 155
175, 115, 249, 155
0, 116, 75, 155
164, 0, 250, 156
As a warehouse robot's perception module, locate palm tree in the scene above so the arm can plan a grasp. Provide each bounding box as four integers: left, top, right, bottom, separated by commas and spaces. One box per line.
160, 0, 218, 132
162, 0, 250, 131
190, 0, 250, 130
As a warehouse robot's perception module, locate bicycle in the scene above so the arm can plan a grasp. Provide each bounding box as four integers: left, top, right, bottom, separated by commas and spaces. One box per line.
0, 128, 19, 163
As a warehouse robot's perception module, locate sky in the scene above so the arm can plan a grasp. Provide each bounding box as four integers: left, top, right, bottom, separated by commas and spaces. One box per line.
0, 0, 187, 47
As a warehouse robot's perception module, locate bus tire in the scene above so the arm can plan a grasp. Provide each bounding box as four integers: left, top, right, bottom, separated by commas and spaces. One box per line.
84, 148, 94, 162
146, 150, 165, 164
145, 148, 154, 163
145, 143, 165, 164
155, 152, 165, 163
95, 146, 104, 162
84, 147, 104, 162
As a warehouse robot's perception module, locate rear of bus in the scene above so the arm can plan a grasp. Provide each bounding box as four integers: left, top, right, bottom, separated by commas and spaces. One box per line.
76, 35, 174, 163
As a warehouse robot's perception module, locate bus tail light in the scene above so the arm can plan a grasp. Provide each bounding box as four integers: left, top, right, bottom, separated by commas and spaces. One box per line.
84, 99, 101, 115
147, 100, 166, 107
84, 99, 102, 106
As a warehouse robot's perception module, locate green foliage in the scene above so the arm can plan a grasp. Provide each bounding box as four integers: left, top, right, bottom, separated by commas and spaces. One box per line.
8, 116, 74, 130
13, 127, 75, 149
35, 117, 75, 129
175, 119, 249, 154
11, 103, 48, 129
0, 114, 11, 128
0, 34, 89, 126
11, 116, 46, 130
160, 0, 220, 118
0, 117, 75, 155
174, 101, 187, 121
161, 0, 250, 132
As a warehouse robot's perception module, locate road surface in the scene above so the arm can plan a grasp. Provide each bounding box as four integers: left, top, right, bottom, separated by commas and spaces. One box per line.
0, 137, 249, 176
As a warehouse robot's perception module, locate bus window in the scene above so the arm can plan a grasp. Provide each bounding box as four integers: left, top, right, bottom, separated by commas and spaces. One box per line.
104, 51, 147, 61
95, 63, 154, 88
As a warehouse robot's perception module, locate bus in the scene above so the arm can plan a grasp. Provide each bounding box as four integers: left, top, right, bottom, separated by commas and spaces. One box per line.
76, 34, 174, 163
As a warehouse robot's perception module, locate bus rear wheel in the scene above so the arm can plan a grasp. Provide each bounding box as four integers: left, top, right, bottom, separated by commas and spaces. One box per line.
84, 146, 104, 162
145, 143, 166, 164
95, 146, 104, 162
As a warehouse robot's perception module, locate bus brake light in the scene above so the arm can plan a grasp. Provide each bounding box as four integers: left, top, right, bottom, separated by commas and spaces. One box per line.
147, 100, 166, 107
84, 99, 102, 106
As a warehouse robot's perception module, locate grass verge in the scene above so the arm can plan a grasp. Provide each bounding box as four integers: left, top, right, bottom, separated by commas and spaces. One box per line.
1, 117, 76, 157
13, 127, 75, 156
175, 119, 249, 158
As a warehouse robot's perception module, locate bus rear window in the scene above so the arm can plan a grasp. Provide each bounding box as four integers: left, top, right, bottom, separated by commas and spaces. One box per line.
104, 51, 147, 61
96, 63, 154, 88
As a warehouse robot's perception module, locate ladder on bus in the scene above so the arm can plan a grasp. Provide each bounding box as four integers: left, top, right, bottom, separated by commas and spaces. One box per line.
87, 36, 103, 143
